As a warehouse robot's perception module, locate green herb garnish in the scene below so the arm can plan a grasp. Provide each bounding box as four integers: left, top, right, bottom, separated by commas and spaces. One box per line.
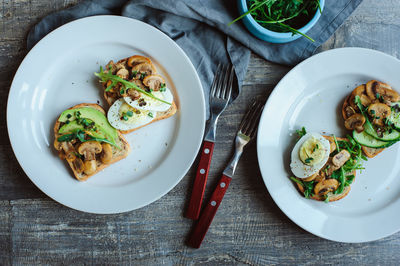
290, 177, 314, 199
295, 127, 307, 140
57, 129, 119, 148
228, 0, 321, 42
126, 111, 133, 117
95, 66, 171, 105
304, 157, 313, 164
148, 112, 154, 118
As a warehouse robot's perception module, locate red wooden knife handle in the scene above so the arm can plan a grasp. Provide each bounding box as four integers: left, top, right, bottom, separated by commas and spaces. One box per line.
187, 174, 232, 248
185, 140, 215, 220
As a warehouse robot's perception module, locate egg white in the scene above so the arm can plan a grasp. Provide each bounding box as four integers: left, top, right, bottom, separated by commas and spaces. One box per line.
124, 88, 173, 112
107, 98, 155, 131
290, 132, 330, 179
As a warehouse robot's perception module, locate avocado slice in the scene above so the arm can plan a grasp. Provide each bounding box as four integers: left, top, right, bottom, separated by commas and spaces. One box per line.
59, 120, 108, 140
59, 107, 119, 147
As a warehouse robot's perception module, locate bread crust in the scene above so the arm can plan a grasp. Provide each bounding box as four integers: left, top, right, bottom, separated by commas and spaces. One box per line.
54, 103, 130, 181
100, 55, 177, 134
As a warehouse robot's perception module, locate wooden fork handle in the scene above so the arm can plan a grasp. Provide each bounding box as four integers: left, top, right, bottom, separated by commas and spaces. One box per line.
185, 140, 215, 220
187, 174, 232, 248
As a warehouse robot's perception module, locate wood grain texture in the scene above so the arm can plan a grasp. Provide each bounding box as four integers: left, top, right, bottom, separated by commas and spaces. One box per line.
1, 0, 400, 264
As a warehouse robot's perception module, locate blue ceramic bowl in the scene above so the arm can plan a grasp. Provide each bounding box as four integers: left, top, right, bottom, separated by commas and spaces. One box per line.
237, 0, 325, 43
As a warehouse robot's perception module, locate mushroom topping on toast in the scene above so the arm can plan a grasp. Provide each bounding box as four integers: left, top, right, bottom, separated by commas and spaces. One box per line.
54, 104, 130, 181
290, 128, 364, 202
95, 55, 177, 134
343, 80, 400, 158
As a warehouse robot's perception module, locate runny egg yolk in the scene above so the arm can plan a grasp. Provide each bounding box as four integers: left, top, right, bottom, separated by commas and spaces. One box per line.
299, 137, 325, 166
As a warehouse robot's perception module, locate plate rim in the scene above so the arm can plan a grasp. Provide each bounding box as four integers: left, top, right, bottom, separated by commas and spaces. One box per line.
7, 15, 206, 214
256, 47, 400, 242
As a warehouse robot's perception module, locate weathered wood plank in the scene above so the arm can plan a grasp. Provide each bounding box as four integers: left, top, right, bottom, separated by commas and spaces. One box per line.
1, 0, 400, 264
3, 196, 400, 265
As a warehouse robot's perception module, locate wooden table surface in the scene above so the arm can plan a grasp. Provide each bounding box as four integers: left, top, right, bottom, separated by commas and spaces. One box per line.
2, 0, 400, 264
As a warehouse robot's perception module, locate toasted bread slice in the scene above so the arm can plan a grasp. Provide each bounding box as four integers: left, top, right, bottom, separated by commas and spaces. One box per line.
100, 55, 177, 134
54, 103, 130, 181
361, 146, 384, 158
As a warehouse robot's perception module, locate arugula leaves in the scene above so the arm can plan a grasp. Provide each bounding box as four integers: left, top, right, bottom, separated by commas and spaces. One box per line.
94, 66, 171, 105
229, 0, 321, 42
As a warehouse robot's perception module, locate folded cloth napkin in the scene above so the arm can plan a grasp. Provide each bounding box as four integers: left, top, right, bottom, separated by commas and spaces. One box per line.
27, 0, 362, 117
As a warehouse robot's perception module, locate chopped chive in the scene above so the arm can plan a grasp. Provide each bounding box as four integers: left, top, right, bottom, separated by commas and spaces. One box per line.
126, 111, 133, 117
148, 112, 154, 118
304, 157, 313, 164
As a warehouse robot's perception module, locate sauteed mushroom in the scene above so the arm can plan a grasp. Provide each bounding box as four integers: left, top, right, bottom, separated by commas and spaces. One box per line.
127, 55, 152, 67
66, 153, 84, 174
143, 74, 165, 91
366, 80, 400, 104
116, 68, 129, 79
349, 85, 371, 111
78, 141, 102, 175
303, 173, 318, 182
368, 103, 391, 126
131, 63, 156, 78
100, 143, 113, 164
332, 150, 351, 168
314, 179, 339, 196
344, 113, 366, 132
349, 84, 371, 110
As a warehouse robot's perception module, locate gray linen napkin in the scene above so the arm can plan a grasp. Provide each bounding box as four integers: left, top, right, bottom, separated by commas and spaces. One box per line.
27, 0, 362, 116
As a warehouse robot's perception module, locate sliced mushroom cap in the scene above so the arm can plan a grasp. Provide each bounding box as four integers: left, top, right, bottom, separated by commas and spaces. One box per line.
349, 85, 371, 111
366, 80, 399, 104
78, 141, 102, 161
104, 60, 116, 74
116, 68, 129, 79
332, 150, 351, 168
368, 103, 391, 126
100, 143, 113, 164
131, 63, 156, 77
127, 55, 152, 67
143, 74, 165, 91
344, 113, 366, 132
314, 179, 339, 196
303, 173, 318, 182
83, 160, 97, 175
65, 153, 84, 174
60, 141, 76, 155
344, 105, 356, 120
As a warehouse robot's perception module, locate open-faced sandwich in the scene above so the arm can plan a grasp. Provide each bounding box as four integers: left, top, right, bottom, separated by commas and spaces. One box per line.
94, 55, 177, 134
342, 80, 400, 158
54, 103, 130, 181
290, 128, 365, 202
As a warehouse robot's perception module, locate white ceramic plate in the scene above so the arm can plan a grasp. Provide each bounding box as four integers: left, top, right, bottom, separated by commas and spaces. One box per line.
7, 16, 205, 214
257, 48, 400, 242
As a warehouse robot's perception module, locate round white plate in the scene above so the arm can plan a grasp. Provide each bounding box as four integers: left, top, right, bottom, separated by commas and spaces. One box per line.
7, 16, 205, 214
257, 47, 400, 242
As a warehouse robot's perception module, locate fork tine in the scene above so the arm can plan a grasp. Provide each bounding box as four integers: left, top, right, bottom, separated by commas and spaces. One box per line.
224, 65, 234, 100
240, 101, 264, 137
238, 100, 257, 132
220, 65, 230, 99
210, 63, 222, 97
248, 103, 263, 137
215, 64, 226, 98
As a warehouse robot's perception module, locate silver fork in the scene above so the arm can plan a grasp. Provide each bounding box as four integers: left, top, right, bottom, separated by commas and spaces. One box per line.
187, 99, 264, 248
185, 63, 234, 220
